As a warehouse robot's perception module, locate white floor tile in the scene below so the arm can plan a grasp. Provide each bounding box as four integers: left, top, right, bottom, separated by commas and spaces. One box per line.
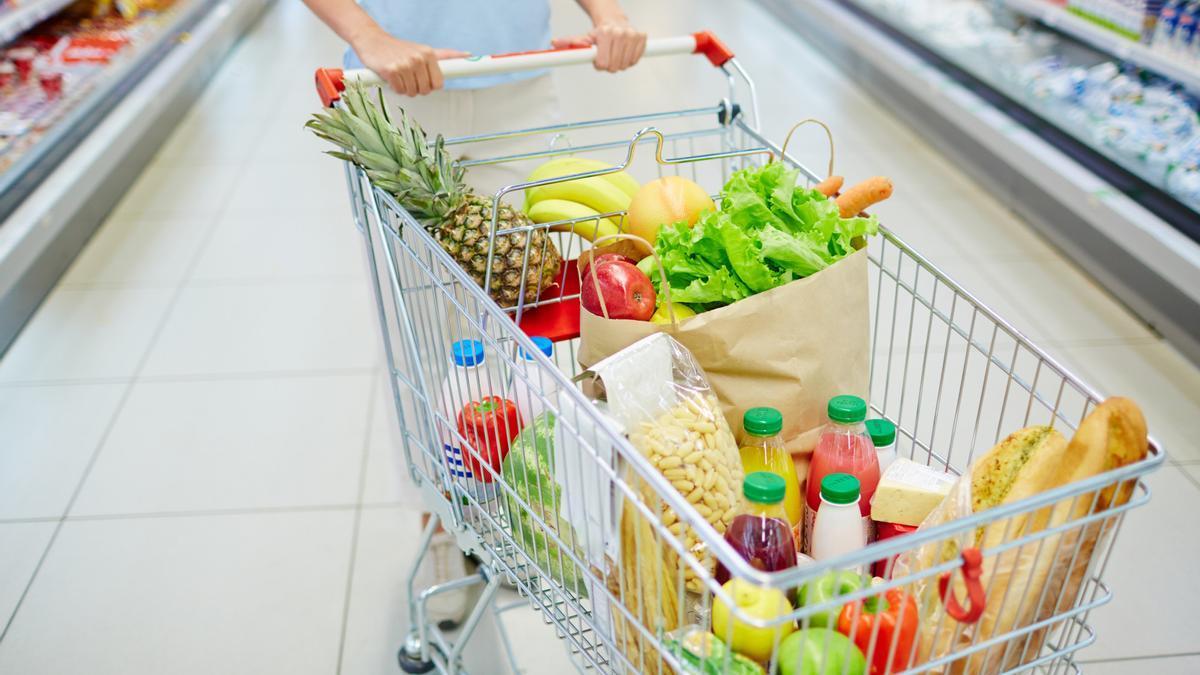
60, 215, 212, 288
1080, 655, 1200, 675
190, 211, 365, 284
0, 384, 127, 519
0, 288, 174, 383
1180, 463, 1200, 489
71, 374, 373, 517
362, 376, 423, 507
0, 523, 54, 624
141, 281, 378, 378
0, 511, 353, 675
980, 259, 1157, 346
1060, 341, 1200, 463
108, 164, 241, 221
223, 158, 350, 218
1076, 465, 1200, 661
339, 506, 513, 675
151, 107, 274, 169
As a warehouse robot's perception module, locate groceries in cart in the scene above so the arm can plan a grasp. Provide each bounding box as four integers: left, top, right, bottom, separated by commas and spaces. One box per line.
307, 86, 564, 307
896, 399, 1149, 673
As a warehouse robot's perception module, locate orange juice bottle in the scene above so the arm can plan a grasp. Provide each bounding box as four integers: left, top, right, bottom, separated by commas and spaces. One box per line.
739, 407, 802, 544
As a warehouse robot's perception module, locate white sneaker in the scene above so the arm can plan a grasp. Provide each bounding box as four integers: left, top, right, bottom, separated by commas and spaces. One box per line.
416, 530, 471, 630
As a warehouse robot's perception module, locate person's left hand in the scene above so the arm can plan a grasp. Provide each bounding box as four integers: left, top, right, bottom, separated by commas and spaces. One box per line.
552, 18, 646, 73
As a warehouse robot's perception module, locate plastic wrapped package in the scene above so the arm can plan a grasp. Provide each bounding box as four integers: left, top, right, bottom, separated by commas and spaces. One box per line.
582, 333, 745, 674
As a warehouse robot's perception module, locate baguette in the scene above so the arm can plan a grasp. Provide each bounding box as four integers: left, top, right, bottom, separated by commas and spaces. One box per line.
957, 399, 1149, 674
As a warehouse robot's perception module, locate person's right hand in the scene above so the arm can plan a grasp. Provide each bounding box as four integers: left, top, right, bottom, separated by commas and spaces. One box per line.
354, 32, 468, 96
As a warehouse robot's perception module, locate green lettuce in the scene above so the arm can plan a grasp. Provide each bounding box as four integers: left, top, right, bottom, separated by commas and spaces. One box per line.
649, 163, 877, 308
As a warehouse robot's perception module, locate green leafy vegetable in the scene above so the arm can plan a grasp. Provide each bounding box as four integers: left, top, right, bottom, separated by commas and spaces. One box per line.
650, 163, 877, 308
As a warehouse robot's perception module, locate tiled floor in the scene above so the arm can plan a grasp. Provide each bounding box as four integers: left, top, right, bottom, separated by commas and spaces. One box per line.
1, 0, 1197, 673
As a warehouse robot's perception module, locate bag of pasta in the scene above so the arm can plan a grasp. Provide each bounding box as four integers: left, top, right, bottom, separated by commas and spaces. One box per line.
583, 333, 745, 673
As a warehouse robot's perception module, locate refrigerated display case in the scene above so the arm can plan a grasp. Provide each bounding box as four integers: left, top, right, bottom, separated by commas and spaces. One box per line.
0, 0, 271, 353
757, 0, 1200, 364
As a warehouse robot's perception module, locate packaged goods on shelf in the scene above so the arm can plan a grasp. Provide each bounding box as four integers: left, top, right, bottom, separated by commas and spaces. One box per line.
0, 0, 179, 174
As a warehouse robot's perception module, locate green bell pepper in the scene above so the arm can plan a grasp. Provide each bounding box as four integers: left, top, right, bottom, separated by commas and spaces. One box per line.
777, 629, 867, 675
796, 570, 866, 628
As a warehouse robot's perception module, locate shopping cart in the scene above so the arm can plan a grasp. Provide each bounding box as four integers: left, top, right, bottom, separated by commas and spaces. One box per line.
314, 32, 1164, 675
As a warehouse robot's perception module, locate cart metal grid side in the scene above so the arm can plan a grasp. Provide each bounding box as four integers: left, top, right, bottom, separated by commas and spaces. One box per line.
317, 33, 1163, 675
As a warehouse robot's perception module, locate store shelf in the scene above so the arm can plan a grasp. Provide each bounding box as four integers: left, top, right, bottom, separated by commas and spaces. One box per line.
1002, 0, 1200, 94
756, 0, 1200, 364
0, 0, 271, 352
0, 0, 73, 44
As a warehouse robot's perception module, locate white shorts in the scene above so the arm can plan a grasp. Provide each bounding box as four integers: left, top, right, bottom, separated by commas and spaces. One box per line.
383, 75, 563, 195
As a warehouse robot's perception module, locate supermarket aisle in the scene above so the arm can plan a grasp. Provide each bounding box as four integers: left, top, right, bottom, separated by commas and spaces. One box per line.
0, 1, 1198, 674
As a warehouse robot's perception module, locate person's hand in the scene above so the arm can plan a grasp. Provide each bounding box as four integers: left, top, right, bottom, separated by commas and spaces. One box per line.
353, 31, 468, 96
552, 18, 646, 73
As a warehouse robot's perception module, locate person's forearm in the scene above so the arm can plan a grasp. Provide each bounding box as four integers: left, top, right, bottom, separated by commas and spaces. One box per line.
302, 0, 388, 50
575, 0, 629, 25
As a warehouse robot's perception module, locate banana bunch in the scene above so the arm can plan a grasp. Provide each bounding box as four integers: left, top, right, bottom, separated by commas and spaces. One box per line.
523, 157, 639, 242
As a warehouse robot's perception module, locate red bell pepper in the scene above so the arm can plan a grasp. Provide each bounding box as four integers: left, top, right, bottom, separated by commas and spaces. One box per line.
836, 587, 919, 675
455, 397, 522, 483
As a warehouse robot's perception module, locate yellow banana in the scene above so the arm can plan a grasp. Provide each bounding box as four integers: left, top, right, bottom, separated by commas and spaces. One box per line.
526, 175, 631, 216
526, 157, 640, 204
527, 199, 620, 242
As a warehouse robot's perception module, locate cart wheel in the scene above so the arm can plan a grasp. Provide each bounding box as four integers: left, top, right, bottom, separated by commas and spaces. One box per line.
397, 634, 435, 674
397, 648, 435, 674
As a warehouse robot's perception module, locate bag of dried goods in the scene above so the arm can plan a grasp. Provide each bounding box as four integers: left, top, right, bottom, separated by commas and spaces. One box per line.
583, 333, 745, 674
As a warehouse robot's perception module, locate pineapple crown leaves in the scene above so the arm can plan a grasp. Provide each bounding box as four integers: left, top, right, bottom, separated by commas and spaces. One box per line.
305, 85, 469, 228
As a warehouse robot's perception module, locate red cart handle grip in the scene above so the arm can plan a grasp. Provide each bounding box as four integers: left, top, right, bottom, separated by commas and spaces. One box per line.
315, 31, 734, 107
938, 547, 986, 623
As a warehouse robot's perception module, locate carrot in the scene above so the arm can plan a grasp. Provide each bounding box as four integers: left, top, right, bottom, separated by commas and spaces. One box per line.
836, 176, 893, 217
815, 175, 844, 197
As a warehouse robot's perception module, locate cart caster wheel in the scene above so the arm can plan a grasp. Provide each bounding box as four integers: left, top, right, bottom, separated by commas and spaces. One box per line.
397, 648, 435, 674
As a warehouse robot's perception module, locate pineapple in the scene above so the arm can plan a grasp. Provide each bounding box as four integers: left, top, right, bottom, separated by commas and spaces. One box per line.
306, 86, 562, 307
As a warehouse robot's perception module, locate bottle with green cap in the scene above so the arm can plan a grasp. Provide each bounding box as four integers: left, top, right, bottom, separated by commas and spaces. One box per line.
866, 417, 897, 472
714, 471, 798, 586
802, 395, 881, 555
739, 407, 802, 543
811, 473, 868, 562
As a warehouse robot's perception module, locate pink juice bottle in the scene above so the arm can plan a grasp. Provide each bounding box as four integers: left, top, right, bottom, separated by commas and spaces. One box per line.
802, 395, 880, 554
715, 472, 797, 586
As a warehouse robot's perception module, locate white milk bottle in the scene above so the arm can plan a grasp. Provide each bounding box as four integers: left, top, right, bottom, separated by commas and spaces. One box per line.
440, 339, 499, 504
512, 336, 555, 424
811, 473, 868, 567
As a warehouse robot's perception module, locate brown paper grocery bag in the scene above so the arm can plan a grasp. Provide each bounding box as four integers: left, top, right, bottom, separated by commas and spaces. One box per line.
578, 248, 870, 464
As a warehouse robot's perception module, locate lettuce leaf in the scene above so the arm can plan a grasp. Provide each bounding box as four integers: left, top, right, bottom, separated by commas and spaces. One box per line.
650, 163, 879, 308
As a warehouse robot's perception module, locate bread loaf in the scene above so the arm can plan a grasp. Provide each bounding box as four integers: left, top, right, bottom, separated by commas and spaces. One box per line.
957, 398, 1149, 674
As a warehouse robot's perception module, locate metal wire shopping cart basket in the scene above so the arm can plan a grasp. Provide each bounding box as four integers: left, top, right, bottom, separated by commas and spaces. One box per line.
314, 32, 1164, 675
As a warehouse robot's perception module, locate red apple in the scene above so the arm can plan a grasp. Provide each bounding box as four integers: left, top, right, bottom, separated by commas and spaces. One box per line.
579, 252, 634, 286
581, 260, 656, 321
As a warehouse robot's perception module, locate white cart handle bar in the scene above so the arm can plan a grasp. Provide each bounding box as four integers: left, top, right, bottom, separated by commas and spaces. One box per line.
316, 31, 734, 107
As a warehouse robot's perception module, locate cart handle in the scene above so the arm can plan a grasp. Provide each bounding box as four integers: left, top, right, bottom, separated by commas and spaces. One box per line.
315, 31, 734, 107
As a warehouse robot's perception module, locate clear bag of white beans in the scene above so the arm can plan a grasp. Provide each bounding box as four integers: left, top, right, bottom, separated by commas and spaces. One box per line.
584, 333, 746, 672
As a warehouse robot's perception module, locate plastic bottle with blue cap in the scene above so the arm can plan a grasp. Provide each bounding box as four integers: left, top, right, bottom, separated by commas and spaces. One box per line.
511, 336, 555, 424
440, 339, 500, 503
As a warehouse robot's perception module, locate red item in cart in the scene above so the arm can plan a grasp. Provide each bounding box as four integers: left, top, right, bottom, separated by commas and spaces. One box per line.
8, 48, 36, 82
0, 62, 14, 89
871, 521, 917, 578
38, 70, 64, 99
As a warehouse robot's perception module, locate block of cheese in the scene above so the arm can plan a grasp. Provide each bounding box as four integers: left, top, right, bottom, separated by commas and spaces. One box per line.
870, 458, 957, 526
